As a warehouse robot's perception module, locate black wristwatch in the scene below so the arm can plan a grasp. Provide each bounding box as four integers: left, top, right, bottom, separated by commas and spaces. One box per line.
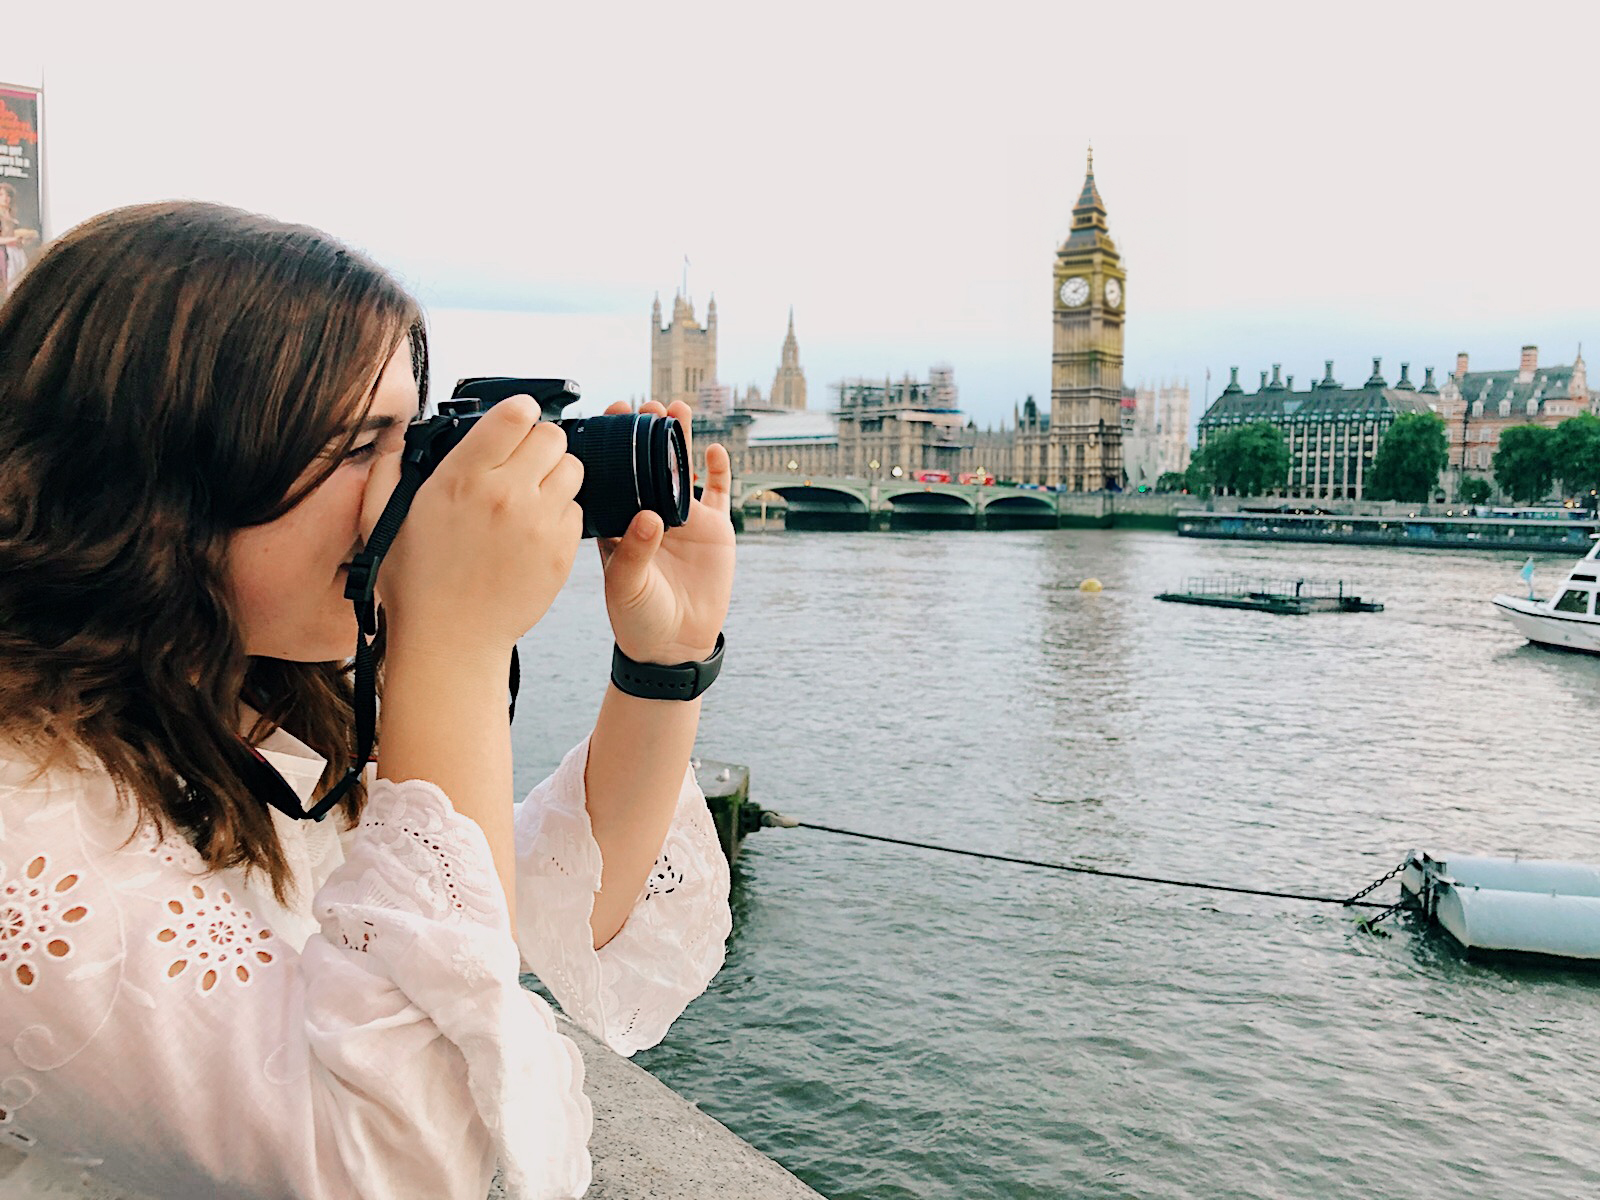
610, 633, 725, 701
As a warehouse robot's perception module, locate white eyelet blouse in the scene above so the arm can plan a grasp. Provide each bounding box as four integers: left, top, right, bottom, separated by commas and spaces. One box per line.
0, 725, 732, 1199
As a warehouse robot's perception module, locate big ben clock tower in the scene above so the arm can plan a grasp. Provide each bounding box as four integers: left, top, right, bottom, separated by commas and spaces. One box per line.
1051, 147, 1126, 491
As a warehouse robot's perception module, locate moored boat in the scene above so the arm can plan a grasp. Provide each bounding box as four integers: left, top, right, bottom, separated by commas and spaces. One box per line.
1401, 850, 1600, 963
1492, 537, 1600, 654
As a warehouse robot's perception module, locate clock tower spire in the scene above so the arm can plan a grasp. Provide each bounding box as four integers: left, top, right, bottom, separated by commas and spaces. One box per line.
1050, 146, 1126, 491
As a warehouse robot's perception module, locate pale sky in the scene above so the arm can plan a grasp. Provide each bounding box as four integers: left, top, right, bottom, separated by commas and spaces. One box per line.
12, 1, 1599, 432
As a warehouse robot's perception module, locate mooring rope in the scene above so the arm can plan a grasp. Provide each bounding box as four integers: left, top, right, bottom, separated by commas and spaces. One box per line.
790, 819, 1401, 910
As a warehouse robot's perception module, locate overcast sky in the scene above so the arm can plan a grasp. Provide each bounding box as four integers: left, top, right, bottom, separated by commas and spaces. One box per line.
12, 1, 1598, 430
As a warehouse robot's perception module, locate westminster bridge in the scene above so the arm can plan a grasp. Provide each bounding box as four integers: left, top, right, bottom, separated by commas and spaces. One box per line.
729, 475, 1185, 531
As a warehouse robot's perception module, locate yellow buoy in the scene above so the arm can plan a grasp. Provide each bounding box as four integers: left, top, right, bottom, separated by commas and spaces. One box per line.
1079, 578, 1103, 592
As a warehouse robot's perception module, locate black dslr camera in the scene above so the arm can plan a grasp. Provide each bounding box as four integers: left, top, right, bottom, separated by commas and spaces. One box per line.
411, 376, 692, 539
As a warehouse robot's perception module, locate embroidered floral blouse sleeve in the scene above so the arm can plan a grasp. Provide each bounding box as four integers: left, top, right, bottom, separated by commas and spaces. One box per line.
0, 754, 595, 1200
511, 737, 733, 1058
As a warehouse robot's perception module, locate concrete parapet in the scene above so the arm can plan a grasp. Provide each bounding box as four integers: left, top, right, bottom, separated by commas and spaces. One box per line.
489, 1011, 824, 1199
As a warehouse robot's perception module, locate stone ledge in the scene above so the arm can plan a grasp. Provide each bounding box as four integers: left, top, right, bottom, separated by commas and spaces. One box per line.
489, 1011, 825, 1199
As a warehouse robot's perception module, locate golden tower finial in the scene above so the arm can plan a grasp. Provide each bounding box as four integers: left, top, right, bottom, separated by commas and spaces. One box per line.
1087, 143, 1094, 174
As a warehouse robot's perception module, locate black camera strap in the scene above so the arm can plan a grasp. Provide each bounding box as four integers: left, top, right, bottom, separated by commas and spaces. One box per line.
250, 442, 519, 823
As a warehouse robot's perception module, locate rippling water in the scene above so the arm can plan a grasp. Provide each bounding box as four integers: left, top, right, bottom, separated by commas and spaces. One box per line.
514, 529, 1600, 1200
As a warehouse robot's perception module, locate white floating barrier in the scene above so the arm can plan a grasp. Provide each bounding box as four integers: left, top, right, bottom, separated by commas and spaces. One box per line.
1401, 850, 1600, 962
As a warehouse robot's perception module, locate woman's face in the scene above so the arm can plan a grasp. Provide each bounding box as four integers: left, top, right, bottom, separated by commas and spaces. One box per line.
226, 339, 418, 661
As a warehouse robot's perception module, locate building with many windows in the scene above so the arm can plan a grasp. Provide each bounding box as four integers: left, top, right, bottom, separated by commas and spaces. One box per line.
1436, 344, 1590, 490
1198, 358, 1438, 500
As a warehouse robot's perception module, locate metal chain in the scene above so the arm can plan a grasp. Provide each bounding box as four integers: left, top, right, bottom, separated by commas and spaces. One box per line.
1355, 894, 1416, 932
1343, 860, 1408, 906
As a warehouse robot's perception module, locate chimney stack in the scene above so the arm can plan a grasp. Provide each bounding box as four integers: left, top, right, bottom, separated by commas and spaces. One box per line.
1259, 370, 1268, 391
1519, 344, 1538, 382
1396, 362, 1415, 390
1286, 375, 1295, 391
1270, 363, 1282, 389
1456, 352, 1469, 378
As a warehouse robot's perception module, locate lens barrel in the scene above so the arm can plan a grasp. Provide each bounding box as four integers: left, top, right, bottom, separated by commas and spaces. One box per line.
561, 413, 690, 538
438, 378, 691, 540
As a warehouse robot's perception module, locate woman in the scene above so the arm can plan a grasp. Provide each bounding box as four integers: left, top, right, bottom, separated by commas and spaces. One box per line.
0, 202, 737, 1198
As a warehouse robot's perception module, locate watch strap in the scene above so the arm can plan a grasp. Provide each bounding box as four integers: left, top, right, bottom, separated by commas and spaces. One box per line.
611, 633, 725, 701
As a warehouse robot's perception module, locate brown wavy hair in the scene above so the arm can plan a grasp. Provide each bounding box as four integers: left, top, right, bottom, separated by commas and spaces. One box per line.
0, 201, 427, 904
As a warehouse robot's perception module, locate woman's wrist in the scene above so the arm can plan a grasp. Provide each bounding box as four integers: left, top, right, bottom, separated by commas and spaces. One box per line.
383, 614, 518, 677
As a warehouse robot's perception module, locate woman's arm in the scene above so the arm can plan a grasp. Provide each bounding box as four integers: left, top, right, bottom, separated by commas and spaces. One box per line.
380, 643, 518, 920
583, 688, 702, 948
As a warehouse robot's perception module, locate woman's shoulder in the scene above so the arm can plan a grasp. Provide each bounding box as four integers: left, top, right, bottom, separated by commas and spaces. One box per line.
0, 736, 114, 810
0, 737, 215, 876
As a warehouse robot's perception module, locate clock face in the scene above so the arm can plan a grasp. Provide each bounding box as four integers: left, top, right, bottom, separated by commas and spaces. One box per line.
1104, 279, 1122, 309
1059, 276, 1089, 307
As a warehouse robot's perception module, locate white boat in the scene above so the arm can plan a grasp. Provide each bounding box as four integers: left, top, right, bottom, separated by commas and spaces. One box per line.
1492, 536, 1600, 654
1401, 850, 1600, 963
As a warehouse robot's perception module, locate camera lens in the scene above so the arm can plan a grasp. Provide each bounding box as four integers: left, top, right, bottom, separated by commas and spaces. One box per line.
443, 379, 692, 540
562, 412, 691, 539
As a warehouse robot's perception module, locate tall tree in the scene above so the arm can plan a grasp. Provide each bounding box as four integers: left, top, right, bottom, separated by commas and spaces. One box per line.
1367, 412, 1448, 501
1202, 422, 1290, 496
1155, 470, 1189, 493
1553, 412, 1600, 506
1458, 476, 1492, 506
1493, 424, 1557, 504
1182, 457, 1214, 498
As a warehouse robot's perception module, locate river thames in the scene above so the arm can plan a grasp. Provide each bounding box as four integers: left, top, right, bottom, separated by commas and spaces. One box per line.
515, 528, 1600, 1200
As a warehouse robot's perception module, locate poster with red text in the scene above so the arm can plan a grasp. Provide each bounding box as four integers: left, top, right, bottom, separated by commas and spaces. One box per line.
0, 84, 43, 294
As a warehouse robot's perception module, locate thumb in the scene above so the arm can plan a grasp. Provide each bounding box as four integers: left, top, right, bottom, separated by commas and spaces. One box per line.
604, 510, 665, 585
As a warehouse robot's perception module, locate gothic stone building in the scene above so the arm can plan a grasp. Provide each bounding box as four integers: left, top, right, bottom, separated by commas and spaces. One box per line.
1198, 358, 1438, 500
651, 292, 716, 411
1006, 150, 1128, 490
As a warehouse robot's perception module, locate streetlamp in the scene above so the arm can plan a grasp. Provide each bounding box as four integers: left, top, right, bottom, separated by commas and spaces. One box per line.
868, 458, 881, 508
890, 464, 904, 479
787, 459, 799, 473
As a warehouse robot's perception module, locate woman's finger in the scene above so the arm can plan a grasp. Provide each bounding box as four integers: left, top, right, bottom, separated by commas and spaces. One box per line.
604, 401, 630, 415
700, 443, 732, 515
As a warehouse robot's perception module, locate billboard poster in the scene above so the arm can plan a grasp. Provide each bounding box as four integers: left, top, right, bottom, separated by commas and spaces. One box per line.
0, 83, 43, 295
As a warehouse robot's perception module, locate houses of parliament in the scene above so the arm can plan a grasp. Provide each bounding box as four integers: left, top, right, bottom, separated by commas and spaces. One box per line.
670, 152, 1189, 491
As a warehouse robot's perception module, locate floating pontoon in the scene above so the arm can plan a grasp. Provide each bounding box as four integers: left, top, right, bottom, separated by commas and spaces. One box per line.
1155, 576, 1383, 615
1401, 850, 1600, 963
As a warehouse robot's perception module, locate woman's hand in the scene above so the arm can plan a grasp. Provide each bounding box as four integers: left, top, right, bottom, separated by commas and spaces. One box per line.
596, 399, 735, 664
362, 394, 584, 660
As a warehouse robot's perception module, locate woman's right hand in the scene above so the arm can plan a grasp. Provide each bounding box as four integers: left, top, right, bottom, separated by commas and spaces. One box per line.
362, 395, 584, 659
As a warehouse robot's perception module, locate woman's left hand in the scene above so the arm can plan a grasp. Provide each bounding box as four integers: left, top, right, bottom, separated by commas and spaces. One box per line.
597, 399, 735, 666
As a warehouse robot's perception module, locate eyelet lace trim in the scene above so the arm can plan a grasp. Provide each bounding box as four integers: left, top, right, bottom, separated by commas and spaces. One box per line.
327, 778, 506, 940
645, 851, 685, 899
0, 855, 89, 991
153, 883, 277, 993
514, 737, 731, 1056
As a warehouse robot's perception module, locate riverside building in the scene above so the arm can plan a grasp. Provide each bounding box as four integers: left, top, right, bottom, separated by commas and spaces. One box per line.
1435, 345, 1591, 491
1198, 358, 1438, 500
1120, 382, 1191, 489
1007, 148, 1128, 491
